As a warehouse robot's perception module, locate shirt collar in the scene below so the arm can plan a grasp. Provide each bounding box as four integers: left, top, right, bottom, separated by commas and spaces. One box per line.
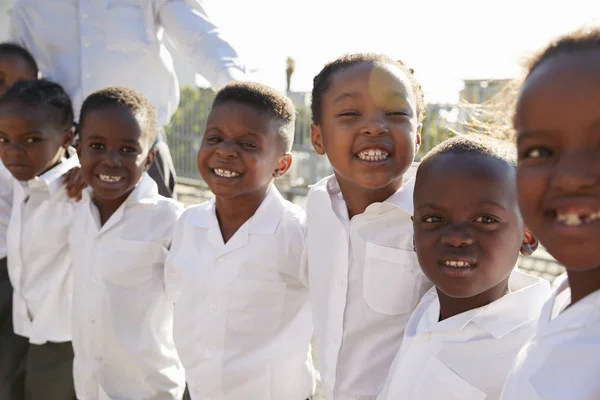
27, 147, 79, 196
314, 173, 415, 216
189, 184, 285, 235
419, 270, 551, 339
124, 172, 160, 205
538, 273, 600, 334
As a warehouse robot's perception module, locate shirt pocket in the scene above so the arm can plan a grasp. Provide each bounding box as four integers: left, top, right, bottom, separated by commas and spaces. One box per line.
32, 201, 72, 251
104, 1, 155, 52
227, 280, 286, 335
412, 356, 487, 400
101, 240, 165, 287
363, 242, 421, 315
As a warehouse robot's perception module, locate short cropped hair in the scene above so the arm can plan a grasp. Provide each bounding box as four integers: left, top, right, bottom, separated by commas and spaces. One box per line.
0, 78, 73, 131
525, 26, 600, 80
0, 42, 38, 77
419, 133, 517, 174
311, 53, 425, 125
79, 86, 157, 145
212, 81, 296, 152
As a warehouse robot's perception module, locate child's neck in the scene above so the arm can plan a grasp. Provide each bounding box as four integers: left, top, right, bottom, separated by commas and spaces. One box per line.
336, 176, 404, 218
215, 188, 269, 243
567, 267, 600, 305
437, 278, 510, 321
93, 194, 128, 227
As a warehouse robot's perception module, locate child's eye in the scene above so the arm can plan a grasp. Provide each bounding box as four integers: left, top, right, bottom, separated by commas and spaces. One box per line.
89, 143, 104, 150
422, 215, 443, 223
475, 215, 498, 224
25, 137, 42, 144
121, 147, 137, 154
206, 136, 221, 143
338, 111, 360, 117
0, 138, 7, 144
387, 110, 409, 116
239, 142, 256, 149
523, 147, 552, 159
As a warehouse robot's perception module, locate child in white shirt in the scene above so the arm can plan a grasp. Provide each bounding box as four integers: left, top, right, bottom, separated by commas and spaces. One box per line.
304, 53, 432, 399
165, 82, 315, 400
378, 134, 551, 400
500, 27, 600, 400
70, 87, 185, 399
0, 79, 79, 399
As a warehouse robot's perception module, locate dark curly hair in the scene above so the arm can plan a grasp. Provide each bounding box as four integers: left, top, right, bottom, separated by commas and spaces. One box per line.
79, 86, 157, 145
212, 81, 296, 152
311, 53, 425, 125
0, 78, 73, 131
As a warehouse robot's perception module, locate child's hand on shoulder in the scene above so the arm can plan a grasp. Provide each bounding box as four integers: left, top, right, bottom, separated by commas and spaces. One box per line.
62, 166, 87, 201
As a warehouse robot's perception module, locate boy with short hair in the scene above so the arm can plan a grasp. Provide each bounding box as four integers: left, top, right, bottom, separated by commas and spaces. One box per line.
71, 86, 185, 399
378, 134, 551, 400
165, 81, 315, 399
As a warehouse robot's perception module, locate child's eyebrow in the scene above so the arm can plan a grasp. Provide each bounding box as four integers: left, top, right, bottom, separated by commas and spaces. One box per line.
333, 92, 361, 104
478, 200, 506, 210
516, 130, 554, 145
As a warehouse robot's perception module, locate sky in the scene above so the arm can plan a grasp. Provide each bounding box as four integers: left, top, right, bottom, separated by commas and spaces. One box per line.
198, 0, 600, 104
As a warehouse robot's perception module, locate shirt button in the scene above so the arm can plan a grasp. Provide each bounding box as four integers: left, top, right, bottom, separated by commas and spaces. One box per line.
84, 73, 91, 79
91, 276, 97, 283
89, 317, 95, 324
210, 304, 218, 313
204, 350, 211, 358
422, 332, 431, 340
217, 256, 224, 262
82, 13, 88, 19
83, 42, 90, 47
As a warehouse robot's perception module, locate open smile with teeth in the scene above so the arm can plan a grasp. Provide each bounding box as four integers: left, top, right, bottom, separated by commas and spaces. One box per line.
555, 210, 600, 226
98, 174, 122, 183
357, 148, 390, 162
213, 168, 241, 178
441, 260, 473, 268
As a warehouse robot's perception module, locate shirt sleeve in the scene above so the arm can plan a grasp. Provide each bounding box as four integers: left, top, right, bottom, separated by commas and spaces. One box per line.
157, 0, 248, 90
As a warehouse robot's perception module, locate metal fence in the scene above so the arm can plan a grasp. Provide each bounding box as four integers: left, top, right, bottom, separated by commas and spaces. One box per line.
165, 89, 564, 281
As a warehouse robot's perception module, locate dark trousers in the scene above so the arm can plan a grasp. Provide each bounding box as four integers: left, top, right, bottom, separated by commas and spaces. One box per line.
24, 341, 76, 400
0, 257, 29, 400
0, 257, 75, 400
148, 135, 177, 199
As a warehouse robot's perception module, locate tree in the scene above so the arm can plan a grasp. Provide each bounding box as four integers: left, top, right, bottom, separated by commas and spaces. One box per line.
285, 57, 295, 94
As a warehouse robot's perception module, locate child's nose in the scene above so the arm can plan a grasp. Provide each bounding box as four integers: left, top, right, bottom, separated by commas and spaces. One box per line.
103, 150, 122, 167
360, 116, 389, 136
551, 150, 598, 192
441, 227, 474, 248
5, 143, 25, 156
215, 142, 238, 158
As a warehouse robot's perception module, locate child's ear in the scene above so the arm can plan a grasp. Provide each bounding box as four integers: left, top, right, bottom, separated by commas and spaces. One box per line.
415, 124, 422, 154
62, 127, 75, 149
143, 148, 156, 172
311, 124, 325, 156
273, 152, 292, 178
520, 228, 538, 256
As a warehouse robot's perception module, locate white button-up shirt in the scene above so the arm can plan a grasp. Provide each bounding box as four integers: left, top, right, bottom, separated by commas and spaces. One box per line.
165, 185, 315, 400
0, 161, 13, 259
500, 274, 600, 400
303, 171, 432, 400
6, 150, 79, 344
378, 270, 551, 400
70, 173, 185, 400
9, 0, 247, 127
